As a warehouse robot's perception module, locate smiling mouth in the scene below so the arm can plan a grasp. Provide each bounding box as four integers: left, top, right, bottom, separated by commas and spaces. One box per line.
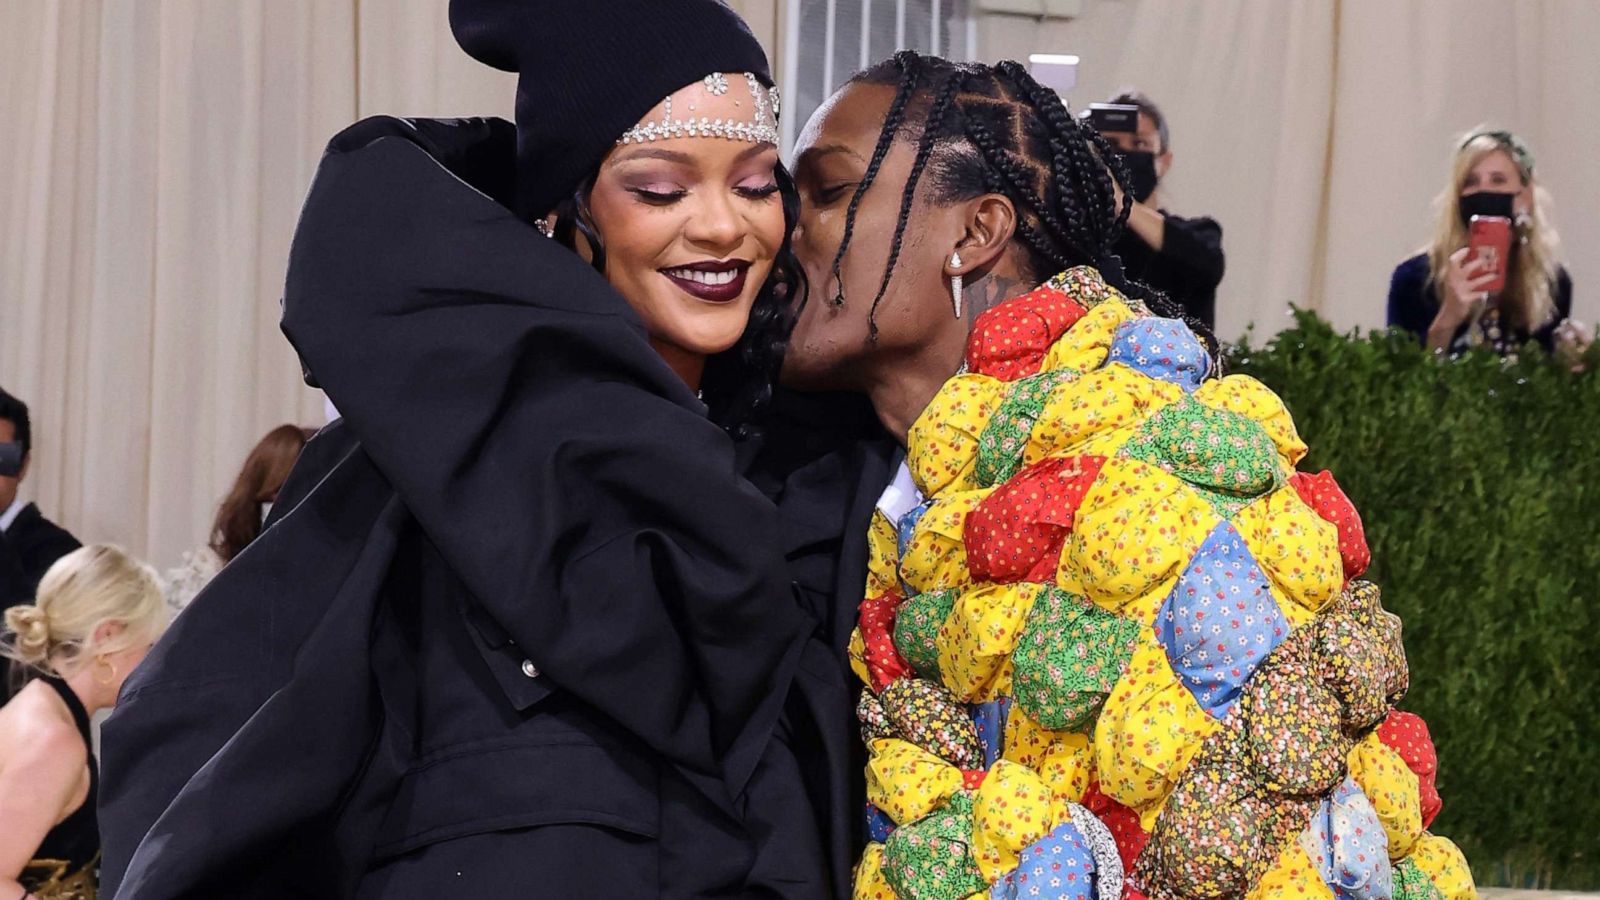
661, 260, 751, 303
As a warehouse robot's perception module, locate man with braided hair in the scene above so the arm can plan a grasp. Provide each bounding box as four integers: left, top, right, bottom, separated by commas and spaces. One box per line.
766, 51, 1474, 900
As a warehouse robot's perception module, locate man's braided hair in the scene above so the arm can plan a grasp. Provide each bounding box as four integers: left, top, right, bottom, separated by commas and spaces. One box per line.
829, 51, 1216, 352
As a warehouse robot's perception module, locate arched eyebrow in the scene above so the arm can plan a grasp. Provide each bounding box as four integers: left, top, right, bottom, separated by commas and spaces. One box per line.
611, 144, 777, 166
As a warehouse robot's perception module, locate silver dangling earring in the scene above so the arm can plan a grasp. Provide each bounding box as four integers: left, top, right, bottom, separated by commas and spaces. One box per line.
950, 251, 964, 318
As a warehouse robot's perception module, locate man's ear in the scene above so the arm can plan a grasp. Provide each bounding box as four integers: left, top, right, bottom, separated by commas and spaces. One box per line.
18, 451, 30, 484
1156, 148, 1173, 180
944, 193, 1018, 278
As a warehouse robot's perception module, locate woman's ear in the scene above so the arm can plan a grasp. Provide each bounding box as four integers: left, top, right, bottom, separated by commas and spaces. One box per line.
91, 620, 127, 649
944, 193, 1018, 277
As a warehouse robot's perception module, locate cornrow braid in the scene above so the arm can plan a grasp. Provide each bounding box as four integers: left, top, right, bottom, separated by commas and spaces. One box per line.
993, 61, 1209, 345
969, 161, 1069, 272
845, 53, 1220, 357
995, 62, 1126, 263
988, 64, 1087, 233
864, 66, 966, 340
962, 111, 1094, 269
829, 50, 922, 307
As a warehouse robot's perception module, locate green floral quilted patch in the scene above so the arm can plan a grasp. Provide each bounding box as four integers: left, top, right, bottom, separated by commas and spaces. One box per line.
1121, 395, 1282, 518
882, 791, 988, 900
893, 588, 960, 680
1010, 585, 1142, 731
974, 367, 1081, 487
1392, 857, 1445, 900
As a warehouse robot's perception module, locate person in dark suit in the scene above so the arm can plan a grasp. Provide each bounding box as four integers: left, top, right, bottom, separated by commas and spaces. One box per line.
97, 3, 856, 898
0, 387, 82, 699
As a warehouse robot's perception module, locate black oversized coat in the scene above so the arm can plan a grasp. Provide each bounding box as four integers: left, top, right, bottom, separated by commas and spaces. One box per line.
98, 117, 883, 900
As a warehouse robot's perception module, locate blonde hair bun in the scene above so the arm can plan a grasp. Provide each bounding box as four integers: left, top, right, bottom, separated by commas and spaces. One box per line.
1, 544, 168, 678
2, 604, 54, 666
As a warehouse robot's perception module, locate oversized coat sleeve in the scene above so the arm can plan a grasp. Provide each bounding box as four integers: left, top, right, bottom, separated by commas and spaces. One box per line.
280, 121, 810, 806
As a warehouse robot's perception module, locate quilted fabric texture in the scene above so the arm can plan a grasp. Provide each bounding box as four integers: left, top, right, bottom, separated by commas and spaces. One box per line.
850, 269, 1471, 900
883, 791, 989, 900
1004, 708, 1094, 804
1392, 858, 1446, 900
937, 583, 1037, 702
1249, 841, 1336, 900
1300, 778, 1393, 900
988, 818, 1100, 900
1410, 835, 1474, 900
1155, 522, 1291, 719
1106, 317, 1211, 391
1288, 470, 1370, 583
973, 760, 1067, 880
1011, 586, 1142, 730
1377, 711, 1443, 830
967, 282, 1089, 381
966, 456, 1106, 584
977, 370, 1086, 487
881, 676, 986, 770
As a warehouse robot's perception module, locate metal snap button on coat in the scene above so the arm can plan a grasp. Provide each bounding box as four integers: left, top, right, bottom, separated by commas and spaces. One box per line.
520, 659, 540, 678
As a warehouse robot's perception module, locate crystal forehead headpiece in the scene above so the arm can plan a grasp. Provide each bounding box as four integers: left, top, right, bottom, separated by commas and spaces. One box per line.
618, 72, 780, 146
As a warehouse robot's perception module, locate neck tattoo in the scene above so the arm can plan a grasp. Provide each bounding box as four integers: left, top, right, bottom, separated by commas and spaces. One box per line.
962, 273, 1029, 325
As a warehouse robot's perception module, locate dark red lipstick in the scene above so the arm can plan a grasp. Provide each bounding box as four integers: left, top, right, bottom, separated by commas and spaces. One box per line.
660, 259, 751, 303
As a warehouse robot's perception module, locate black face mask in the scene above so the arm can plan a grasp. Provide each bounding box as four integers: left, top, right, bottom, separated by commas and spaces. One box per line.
1118, 151, 1159, 204
1458, 190, 1515, 228
0, 442, 22, 478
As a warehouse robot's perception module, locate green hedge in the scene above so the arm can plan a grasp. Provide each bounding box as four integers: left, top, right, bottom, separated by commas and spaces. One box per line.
1230, 312, 1600, 890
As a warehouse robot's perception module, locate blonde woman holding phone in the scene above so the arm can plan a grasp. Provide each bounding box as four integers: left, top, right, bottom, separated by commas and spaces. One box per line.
1387, 127, 1590, 361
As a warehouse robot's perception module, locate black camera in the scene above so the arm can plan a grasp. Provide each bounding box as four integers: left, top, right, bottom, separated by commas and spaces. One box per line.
1084, 103, 1139, 135
0, 441, 24, 478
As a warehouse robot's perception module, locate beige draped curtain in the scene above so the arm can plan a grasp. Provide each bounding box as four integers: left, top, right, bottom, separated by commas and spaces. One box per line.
983, 0, 1600, 339
3, 0, 1596, 569
1, 1, 513, 570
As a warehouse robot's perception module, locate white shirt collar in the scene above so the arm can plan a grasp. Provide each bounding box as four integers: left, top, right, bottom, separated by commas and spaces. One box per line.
875, 460, 925, 524
0, 498, 24, 534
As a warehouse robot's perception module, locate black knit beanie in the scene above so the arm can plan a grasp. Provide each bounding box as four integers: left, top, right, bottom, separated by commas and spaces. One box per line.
450, 0, 773, 222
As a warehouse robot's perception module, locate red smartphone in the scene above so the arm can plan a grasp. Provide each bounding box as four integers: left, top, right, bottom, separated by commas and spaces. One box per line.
1467, 215, 1512, 295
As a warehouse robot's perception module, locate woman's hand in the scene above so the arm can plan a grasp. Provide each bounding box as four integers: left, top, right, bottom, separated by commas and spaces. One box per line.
1427, 247, 1498, 351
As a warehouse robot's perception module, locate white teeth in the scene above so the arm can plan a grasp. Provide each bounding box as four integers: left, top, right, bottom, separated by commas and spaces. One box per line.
665, 267, 740, 286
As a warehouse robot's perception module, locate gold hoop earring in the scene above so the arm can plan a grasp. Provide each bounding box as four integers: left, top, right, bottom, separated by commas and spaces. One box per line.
94, 656, 117, 686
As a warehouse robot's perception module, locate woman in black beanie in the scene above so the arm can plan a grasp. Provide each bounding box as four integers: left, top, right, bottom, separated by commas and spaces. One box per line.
96, 3, 855, 898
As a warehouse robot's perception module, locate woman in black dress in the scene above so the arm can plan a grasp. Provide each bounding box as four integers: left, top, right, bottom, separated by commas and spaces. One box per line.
0, 545, 166, 900
98, 3, 856, 898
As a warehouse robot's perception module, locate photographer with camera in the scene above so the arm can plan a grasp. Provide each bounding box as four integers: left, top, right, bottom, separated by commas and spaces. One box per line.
1, 387, 82, 697
1089, 90, 1225, 331
1387, 128, 1590, 363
